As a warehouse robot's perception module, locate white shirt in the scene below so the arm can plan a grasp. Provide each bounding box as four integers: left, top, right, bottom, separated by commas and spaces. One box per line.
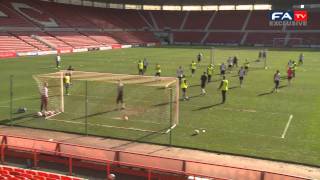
228, 58, 233, 65
42, 87, 48, 97
220, 64, 226, 71
239, 69, 246, 77
56, 56, 61, 62
176, 68, 184, 77
274, 73, 281, 81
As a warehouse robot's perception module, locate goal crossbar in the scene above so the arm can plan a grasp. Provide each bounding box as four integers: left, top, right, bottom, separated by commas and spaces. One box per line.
39, 71, 178, 87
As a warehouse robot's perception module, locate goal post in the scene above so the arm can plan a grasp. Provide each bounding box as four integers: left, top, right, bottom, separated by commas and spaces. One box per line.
33, 72, 64, 114
33, 71, 180, 135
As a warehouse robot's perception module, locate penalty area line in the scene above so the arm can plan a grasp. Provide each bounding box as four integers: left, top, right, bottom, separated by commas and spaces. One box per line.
281, 114, 293, 139
165, 124, 177, 134
47, 118, 167, 134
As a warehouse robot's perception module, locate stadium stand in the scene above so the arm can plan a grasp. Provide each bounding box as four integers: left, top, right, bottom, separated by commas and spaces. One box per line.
0, 32, 37, 53
245, 33, 286, 46
0, 0, 320, 56
48, 31, 102, 48
0, 134, 311, 180
107, 31, 159, 44
246, 10, 282, 30
11, 32, 51, 51
0, 4, 34, 27
151, 11, 186, 29
209, 11, 249, 30
0, 165, 83, 180
32, 32, 72, 49
38, 2, 97, 28
173, 32, 205, 44
183, 12, 214, 30
80, 32, 120, 45
205, 32, 244, 45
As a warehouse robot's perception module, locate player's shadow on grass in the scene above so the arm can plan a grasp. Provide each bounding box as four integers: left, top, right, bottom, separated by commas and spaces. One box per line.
193, 103, 223, 111
0, 113, 37, 125
229, 86, 239, 90
71, 108, 119, 121
258, 85, 288, 96
109, 127, 170, 150
279, 85, 287, 89
258, 91, 273, 96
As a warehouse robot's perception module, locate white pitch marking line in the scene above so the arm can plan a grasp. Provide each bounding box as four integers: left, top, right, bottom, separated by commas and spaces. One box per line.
281, 114, 293, 139
165, 124, 177, 134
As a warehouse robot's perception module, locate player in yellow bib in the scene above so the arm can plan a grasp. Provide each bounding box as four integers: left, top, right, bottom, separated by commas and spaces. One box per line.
155, 64, 161, 77
207, 64, 214, 83
218, 76, 229, 104
181, 78, 189, 100
63, 73, 71, 95
138, 60, 144, 75
190, 61, 197, 77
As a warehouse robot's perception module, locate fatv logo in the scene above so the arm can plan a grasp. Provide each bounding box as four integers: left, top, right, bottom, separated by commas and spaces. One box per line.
270, 11, 308, 21
294, 11, 308, 21
271, 11, 293, 21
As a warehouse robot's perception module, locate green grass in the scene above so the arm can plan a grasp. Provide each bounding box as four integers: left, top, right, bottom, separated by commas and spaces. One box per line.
0, 46, 320, 166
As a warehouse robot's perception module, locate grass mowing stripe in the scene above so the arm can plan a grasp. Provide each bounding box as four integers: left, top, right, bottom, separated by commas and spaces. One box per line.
281, 114, 293, 139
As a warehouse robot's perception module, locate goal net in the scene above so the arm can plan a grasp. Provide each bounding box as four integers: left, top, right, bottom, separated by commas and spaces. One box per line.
33, 71, 179, 136
273, 38, 302, 48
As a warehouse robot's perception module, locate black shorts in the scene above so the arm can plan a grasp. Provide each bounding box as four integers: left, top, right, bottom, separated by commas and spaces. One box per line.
182, 88, 186, 93
201, 83, 206, 88
116, 93, 123, 104
221, 70, 225, 75
191, 69, 195, 74
239, 76, 244, 81
288, 76, 292, 80
274, 80, 280, 87
228, 65, 232, 68
245, 66, 248, 70
155, 72, 160, 76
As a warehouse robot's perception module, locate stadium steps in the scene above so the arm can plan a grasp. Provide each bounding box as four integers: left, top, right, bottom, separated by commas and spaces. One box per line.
0, 32, 37, 53
0, 165, 84, 180
152, 11, 186, 30
200, 32, 210, 44
240, 31, 248, 45
173, 32, 205, 44
11, 32, 51, 51
204, 11, 217, 31
209, 11, 249, 30
148, 11, 159, 30
184, 11, 214, 30
137, 11, 153, 29
0, 3, 35, 27
179, 11, 190, 30
80, 31, 121, 45
242, 10, 252, 31
284, 32, 291, 46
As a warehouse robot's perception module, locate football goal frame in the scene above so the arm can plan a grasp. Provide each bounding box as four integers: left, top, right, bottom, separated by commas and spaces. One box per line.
33, 71, 180, 134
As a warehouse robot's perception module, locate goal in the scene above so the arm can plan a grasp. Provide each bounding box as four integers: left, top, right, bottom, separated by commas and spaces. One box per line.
273, 38, 303, 47
33, 71, 179, 135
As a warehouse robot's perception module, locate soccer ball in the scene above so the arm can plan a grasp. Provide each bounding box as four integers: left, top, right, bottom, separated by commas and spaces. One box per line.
123, 115, 129, 120
194, 129, 200, 135
37, 112, 43, 117
202, 129, 206, 133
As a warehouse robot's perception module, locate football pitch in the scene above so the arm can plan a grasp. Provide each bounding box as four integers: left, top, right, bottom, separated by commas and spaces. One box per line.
0, 46, 319, 166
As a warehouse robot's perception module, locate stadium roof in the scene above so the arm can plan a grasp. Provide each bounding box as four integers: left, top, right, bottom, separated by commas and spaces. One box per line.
84, 0, 319, 5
